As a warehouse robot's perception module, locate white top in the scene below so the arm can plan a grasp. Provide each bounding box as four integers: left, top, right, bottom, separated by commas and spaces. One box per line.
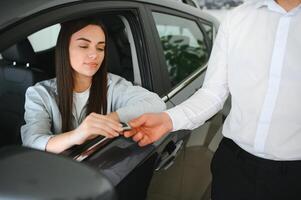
73, 87, 90, 123
166, 0, 301, 160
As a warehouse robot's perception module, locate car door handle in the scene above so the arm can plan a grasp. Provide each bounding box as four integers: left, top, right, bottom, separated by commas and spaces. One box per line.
155, 140, 184, 171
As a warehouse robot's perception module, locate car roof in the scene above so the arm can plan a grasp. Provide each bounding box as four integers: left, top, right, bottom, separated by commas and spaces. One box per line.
0, 0, 218, 31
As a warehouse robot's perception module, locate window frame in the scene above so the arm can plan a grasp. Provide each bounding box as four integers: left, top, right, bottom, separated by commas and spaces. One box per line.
145, 5, 214, 94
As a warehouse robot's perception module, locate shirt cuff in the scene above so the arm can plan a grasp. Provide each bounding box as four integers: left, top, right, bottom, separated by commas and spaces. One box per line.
165, 106, 191, 132
30, 135, 54, 151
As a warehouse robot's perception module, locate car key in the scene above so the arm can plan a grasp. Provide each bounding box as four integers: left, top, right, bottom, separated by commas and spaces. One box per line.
121, 122, 132, 131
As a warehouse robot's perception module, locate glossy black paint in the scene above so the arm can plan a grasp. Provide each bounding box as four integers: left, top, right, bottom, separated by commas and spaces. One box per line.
0, 146, 117, 200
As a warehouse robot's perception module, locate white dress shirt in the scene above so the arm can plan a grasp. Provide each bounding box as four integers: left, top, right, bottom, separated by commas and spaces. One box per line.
166, 0, 301, 160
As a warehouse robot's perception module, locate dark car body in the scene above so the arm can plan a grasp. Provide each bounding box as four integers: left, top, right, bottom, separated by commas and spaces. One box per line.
0, 0, 218, 199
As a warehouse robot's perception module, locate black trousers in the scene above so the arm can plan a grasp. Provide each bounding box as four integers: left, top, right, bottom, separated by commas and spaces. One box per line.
210, 137, 301, 200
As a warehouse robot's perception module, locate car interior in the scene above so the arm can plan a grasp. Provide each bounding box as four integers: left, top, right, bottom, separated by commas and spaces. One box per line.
0, 14, 136, 148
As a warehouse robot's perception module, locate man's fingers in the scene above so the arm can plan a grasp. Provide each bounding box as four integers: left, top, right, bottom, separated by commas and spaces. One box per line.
138, 135, 151, 147
129, 115, 147, 128
125, 115, 148, 137
124, 129, 137, 138
133, 132, 143, 142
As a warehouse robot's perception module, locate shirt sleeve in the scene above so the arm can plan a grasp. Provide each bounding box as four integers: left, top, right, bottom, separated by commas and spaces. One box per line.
21, 86, 54, 150
110, 76, 166, 122
166, 14, 230, 131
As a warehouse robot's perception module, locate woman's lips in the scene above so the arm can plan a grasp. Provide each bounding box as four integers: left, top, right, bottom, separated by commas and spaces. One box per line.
85, 62, 98, 68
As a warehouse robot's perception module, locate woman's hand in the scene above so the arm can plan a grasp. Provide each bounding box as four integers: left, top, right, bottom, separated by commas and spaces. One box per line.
72, 112, 123, 145
106, 112, 120, 122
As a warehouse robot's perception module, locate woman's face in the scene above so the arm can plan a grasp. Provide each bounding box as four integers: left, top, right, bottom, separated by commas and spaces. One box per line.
69, 24, 105, 79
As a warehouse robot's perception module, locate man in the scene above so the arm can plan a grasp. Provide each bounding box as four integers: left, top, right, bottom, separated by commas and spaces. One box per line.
124, 0, 301, 199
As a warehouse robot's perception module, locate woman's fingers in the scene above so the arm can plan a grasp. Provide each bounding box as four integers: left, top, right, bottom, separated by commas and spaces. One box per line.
89, 126, 119, 138
89, 116, 123, 132
94, 123, 119, 137
90, 112, 122, 128
82, 112, 132, 139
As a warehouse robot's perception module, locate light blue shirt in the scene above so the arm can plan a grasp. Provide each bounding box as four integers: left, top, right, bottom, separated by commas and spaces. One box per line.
21, 73, 166, 150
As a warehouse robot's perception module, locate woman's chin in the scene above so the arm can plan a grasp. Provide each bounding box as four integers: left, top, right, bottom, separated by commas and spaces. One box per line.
77, 71, 97, 79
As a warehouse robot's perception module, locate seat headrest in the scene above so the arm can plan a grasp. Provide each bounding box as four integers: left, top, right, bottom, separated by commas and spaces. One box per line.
102, 15, 125, 33
2, 39, 37, 65
107, 36, 121, 75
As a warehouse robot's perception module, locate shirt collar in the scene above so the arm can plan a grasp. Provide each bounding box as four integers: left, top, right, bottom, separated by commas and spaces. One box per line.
255, 0, 301, 15
255, 0, 268, 9
255, 0, 285, 12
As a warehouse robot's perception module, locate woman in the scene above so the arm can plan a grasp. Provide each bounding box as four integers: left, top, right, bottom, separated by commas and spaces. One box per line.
21, 18, 166, 153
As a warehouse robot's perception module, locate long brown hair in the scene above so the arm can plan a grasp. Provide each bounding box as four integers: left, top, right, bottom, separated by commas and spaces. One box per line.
55, 18, 108, 132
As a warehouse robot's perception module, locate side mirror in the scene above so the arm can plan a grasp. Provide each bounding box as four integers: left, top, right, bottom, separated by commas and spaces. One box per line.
0, 146, 117, 200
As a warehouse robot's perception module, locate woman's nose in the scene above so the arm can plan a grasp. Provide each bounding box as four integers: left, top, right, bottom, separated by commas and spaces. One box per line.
88, 52, 97, 59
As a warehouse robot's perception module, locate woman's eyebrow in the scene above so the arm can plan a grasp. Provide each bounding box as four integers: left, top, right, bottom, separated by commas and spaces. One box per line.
76, 38, 105, 44
76, 38, 91, 42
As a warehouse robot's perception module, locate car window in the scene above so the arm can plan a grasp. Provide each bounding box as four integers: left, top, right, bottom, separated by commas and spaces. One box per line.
152, 12, 209, 88
28, 24, 60, 52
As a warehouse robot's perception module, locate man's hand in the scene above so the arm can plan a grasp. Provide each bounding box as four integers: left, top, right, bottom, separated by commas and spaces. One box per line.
124, 112, 173, 146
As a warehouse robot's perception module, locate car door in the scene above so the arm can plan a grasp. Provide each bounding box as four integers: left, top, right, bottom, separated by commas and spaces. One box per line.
0, 1, 177, 199
139, 3, 217, 170
0, 1, 219, 199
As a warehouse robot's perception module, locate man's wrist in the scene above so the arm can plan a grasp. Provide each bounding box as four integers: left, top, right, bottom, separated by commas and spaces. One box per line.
162, 112, 173, 133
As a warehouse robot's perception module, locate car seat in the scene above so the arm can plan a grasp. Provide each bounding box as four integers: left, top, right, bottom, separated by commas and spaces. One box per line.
102, 15, 134, 82
0, 39, 47, 148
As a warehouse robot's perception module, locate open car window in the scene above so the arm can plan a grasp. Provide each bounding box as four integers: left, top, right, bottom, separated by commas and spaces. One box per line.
0, 13, 142, 149
28, 24, 61, 52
